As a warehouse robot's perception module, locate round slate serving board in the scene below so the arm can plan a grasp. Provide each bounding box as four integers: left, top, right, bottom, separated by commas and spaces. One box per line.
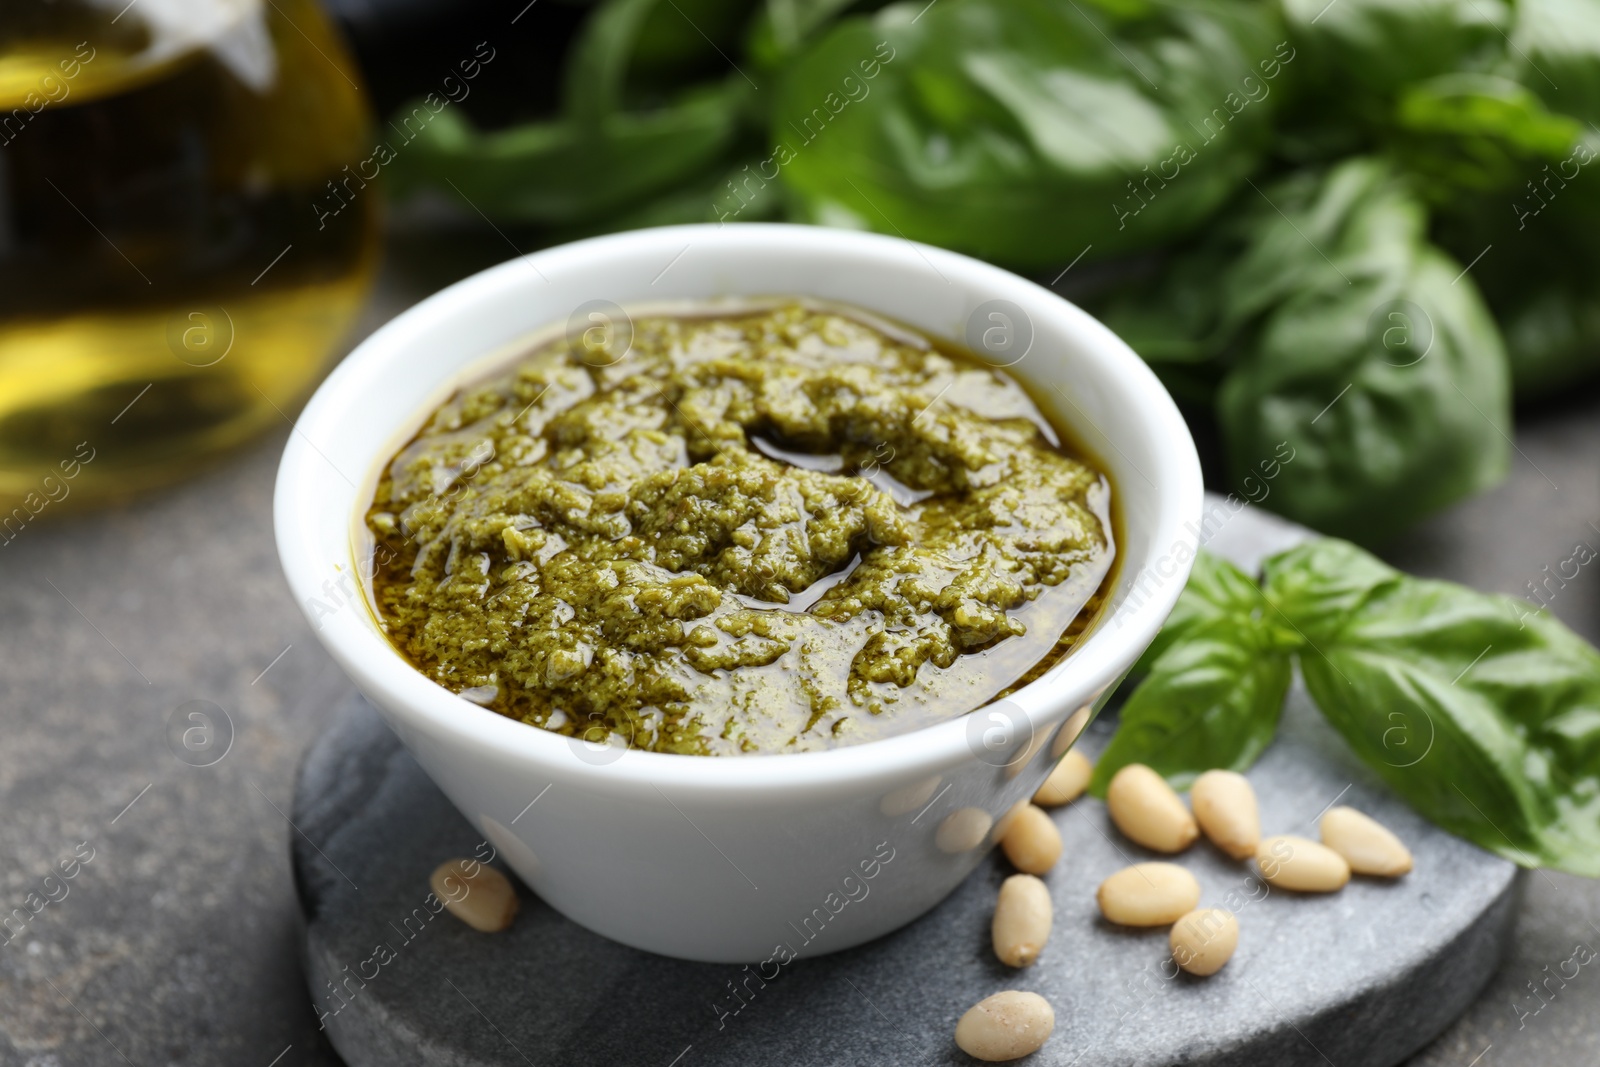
292, 498, 1520, 1067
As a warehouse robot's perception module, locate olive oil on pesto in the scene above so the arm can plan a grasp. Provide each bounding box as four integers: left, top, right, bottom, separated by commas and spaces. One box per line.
365, 303, 1114, 755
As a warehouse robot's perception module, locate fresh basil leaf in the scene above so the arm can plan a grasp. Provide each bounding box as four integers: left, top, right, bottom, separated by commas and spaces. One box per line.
746, 0, 866, 70
1134, 548, 1267, 671
565, 0, 671, 122
1093, 240, 1239, 370
394, 86, 745, 226
1393, 73, 1585, 203
629, 0, 760, 89
1104, 159, 1416, 359
1272, 0, 1517, 186
389, 0, 751, 226
1433, 133, 1600, 398
1398, 74, 1581, 160
1223, 159, 1434, 322
1095, 159, 1510, 538
1266, 539, 1600, 876
1281, 0, 1510, 99
1257, 536, 1398, 645
1214, 158, 1510, 543
553, 153, 787, 237
1090, 616, 1294, 796
1463, 192, 1600, 398
1490, 266, 1600, 396
771, 0, 1282, 267
1510, 0, 1600, 125
1094, 551, 1299, 794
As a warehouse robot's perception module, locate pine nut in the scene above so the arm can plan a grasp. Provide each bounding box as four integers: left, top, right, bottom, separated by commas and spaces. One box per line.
1255, 835, 1350, 892
993, 799, 1028, 842
938, 806, 994, 853
1190, 770, 1260, 860
1095, 862, 1201, 926
1320, 806, 1413, 877
992, 874, 1053, 967
1106, 764, 1198, 853
1033, 750, 1093, 807
1000, 804, 1062, 874
1050, 704, 1093, 758
1169, 908, 1239, 976
954, 990, 1055, 1061
430, 858, 519, 932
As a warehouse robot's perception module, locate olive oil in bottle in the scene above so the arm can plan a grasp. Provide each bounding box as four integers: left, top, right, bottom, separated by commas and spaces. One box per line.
0, 0, 380, 519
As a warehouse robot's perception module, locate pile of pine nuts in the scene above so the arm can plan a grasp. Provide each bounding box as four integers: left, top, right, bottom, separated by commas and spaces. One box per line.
421, 740, 1415, 1063
1096, 762, 1412, 969
955, 746, 1413, 1062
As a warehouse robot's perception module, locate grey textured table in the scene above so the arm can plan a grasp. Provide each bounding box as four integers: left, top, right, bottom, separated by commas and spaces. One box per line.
0, 228, 1596, 1066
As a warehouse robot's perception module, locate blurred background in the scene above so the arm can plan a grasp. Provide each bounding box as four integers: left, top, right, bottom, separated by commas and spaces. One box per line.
0, 0, 1596, 1063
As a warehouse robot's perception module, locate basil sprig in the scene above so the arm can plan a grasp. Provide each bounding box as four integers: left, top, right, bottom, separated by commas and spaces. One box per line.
1093, 540, 1600, 876
1092, 552, 1298, 793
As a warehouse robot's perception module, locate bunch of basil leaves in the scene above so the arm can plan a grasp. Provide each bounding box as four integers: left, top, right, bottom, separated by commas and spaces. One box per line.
390, 0, 1600, 537
1095, 542, 1600, 876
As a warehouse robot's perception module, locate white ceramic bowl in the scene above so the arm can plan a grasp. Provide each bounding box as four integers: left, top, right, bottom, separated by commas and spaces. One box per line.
275, 223, 1202, 963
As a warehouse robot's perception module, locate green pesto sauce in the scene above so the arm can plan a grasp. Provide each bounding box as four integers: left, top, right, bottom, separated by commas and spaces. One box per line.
366, 303, 1113, 755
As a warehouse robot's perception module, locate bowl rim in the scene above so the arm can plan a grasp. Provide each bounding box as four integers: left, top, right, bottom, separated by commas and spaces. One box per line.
274, 222, 1203, 796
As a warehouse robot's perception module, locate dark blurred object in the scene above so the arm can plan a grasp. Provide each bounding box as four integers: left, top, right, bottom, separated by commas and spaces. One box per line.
0, 0, 379, 516
322, 0, 590, 127
338, 0, 784, 246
